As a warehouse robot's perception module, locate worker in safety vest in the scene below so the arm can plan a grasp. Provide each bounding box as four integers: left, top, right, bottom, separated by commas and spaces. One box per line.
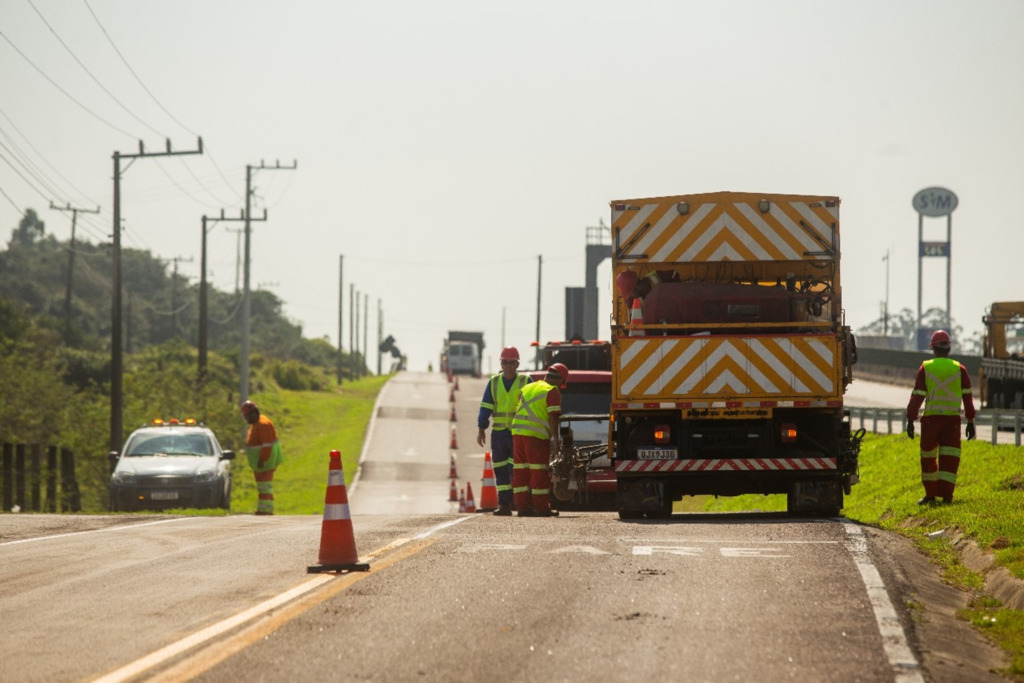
905, 330, 976, 505
240, 400, 284, 515
477, 346, 532, 516
510, 363, 567, 517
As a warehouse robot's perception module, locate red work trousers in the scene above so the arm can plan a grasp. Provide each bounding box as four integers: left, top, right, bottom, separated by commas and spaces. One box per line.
512, 434, 551, 514
919, 415, 961, 500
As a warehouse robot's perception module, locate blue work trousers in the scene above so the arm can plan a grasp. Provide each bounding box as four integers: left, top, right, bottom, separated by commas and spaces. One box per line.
490, 428, 514, 508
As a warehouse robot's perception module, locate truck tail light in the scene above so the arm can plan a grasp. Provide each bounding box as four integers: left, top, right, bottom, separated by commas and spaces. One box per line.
653, 425, 671, 444
780, 423, 798, 442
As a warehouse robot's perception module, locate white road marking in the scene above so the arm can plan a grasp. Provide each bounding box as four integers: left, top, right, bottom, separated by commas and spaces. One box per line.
548, 545, 610, 555
843, 522, 924, 683
633, 546, 704, 556
90, 516, 473, 683
0, 517, 193, 546
720, 547, 790, 558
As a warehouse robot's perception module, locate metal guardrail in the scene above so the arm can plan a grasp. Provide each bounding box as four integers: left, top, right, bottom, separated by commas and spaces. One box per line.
847, 408, 1024, 446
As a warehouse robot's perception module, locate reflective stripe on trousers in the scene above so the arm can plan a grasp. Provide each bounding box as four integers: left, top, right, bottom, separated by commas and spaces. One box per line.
254, 468, 275, 514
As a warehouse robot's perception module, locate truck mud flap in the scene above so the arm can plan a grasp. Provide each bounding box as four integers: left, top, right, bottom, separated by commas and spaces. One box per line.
787, 479, 842, 517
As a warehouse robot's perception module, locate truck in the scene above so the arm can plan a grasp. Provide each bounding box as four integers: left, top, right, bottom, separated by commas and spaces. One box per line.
980, 302, 1024, 409
533, 340, 616, 510
608, 191, 862, 519
441, 330, 484, 377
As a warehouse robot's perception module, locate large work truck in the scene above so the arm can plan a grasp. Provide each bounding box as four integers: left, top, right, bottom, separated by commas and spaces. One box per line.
980, 302, 1024, 409
608, 191, 862, 518
441, 330, 484, 377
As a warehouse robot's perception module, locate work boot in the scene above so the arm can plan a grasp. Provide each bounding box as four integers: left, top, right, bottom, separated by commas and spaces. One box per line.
917, 496, 936, 505
941, 496, 954, 504
493, 505, 512, 517
535, 509, 559, 517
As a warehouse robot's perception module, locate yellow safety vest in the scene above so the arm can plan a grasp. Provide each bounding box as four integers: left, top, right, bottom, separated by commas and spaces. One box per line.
512, 380, 556, 440
919, 358, 964, 416
481, 374, 530, 432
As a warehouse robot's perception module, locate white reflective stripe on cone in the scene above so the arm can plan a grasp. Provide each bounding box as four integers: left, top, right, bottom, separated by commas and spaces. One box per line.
324, 503, 351, 520
328, 470, 344, 486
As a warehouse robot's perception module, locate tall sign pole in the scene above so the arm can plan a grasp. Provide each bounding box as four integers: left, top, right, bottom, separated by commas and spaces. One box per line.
913, 186, 958, 349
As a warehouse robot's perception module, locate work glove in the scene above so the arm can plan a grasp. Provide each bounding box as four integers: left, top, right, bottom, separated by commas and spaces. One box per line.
906, 420, 915, 439
965, 422, 976, 441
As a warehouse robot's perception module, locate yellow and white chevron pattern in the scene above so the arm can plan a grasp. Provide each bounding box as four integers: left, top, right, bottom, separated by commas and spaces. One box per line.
611, 192, 839, 263
615, 335, 841, 401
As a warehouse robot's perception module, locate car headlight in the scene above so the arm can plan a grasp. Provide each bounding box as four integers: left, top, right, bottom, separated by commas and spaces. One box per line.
112, 470, 136, 485
194, 468, 217, 483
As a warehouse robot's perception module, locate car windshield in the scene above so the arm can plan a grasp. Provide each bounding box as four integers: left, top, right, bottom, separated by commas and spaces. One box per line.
559, 383, 610, 416
125, 433, 213, 457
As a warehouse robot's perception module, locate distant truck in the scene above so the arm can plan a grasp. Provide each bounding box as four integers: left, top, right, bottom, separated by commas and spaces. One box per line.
441, 330, 484, 377
608, 191, 862, 519
980, 302, 1024, 409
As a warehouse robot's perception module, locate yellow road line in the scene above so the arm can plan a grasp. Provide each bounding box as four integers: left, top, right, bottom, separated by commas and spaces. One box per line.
145, 539, 435, 682
93, 516, 472, 683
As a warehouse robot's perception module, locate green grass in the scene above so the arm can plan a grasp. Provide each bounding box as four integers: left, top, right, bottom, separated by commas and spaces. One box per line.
230, 375, 389, 515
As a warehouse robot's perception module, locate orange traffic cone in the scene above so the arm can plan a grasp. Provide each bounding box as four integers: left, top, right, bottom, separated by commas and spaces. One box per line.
629, 297, 644, 336
450, 404, 457, 422
464, 481, 477, 513
476, 452, 499, 512
454, 375, 459, 391
450, 387, 456, 403
449, 454, 458, 479
450, 425, 459, 449
307, 450, 369, 573
458, 488, 466, 513
449, 479, 458, 502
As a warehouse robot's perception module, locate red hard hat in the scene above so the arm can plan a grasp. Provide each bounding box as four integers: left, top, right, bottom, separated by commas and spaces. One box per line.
240, 400, 259, 417
499, 346, 520, 361
930, 330, 951, 348
615, 270, 639, 298
547, 362, 569, 388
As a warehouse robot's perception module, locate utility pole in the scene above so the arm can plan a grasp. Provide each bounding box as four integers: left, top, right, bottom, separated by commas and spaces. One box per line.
226, 226, 243, 293
535, 254, 542, 370
240, 159, 297, 404
882, 250, 890, 336
110, 138, 202, 453
337, 255, 344, 384
49, 201, 100, 344
376, 298, 382, 376
199, 211, 251, 381
167, 255, 194, 336
363, 292, 369, 376
349, 283, 355, 379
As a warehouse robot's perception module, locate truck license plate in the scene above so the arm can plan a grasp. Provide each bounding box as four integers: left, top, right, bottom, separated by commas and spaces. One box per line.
151, 491, 179, 500
637, 448, 677, 460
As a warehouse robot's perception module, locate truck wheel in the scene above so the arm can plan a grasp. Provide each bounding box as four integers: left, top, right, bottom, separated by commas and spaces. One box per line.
618, 509, 644, 520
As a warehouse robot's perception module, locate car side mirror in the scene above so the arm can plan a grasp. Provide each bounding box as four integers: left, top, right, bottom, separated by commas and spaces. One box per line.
220, 450, 236, 461
107, 451, 120, 474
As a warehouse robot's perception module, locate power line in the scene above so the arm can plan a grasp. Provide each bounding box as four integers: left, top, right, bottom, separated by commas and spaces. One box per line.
0, 27, 135, 138
28, 0, 167, 139
80, 0, 244, 205
0, 103, 104, 218
82, 0, 196, 138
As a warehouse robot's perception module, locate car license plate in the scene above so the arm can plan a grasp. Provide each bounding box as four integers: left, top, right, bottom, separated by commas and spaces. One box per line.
151, 491, 179, 501
637, 447, 677, 460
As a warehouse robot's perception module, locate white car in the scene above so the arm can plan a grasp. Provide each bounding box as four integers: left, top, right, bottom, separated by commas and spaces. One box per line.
108, 418, 235, 511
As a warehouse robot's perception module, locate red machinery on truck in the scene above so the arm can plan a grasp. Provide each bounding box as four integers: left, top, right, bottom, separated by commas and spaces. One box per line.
608, 192, 863, 518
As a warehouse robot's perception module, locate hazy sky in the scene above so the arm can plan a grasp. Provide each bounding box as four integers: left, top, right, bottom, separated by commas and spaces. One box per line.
2, 1, 1022, 372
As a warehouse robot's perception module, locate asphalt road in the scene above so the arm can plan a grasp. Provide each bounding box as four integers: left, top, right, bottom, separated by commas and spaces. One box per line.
0, 373, 1009, 682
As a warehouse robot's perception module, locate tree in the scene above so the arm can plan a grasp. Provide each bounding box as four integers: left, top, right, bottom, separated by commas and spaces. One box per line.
8, 209, 46, 247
